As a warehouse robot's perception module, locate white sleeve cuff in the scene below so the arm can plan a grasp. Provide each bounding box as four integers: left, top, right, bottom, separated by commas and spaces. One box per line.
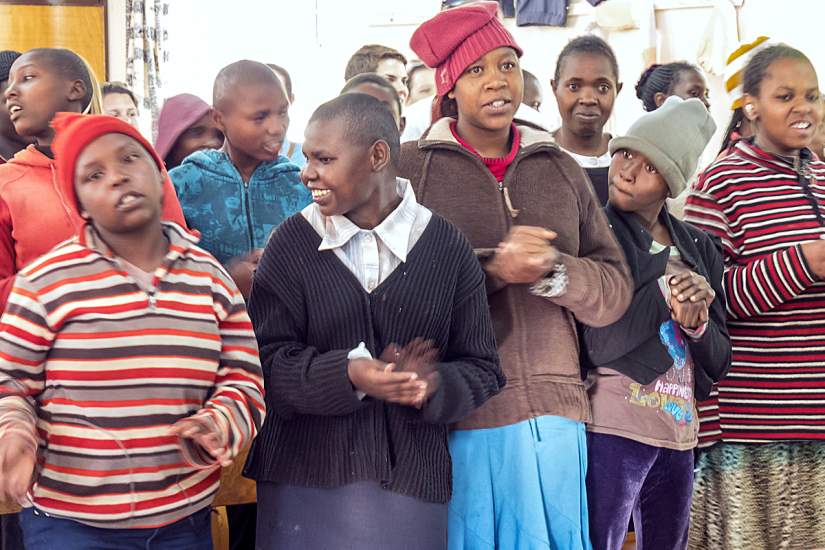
347, 342, 372, 400
658, 275, 672, 307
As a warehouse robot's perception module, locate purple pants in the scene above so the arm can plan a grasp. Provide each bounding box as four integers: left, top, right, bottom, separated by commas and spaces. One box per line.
586, 432, 693, 550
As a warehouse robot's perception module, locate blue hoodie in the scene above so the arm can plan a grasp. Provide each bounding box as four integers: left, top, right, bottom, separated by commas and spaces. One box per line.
169, 150, 311, 265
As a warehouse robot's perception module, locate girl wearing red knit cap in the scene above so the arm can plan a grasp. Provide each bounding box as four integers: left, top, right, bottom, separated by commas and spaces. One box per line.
0, 113, 265, 549
399, 3, 632, 549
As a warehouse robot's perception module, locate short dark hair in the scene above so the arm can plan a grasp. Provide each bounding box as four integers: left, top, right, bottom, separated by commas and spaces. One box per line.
523, 69, 540, 87
743, 44, 812, 98
635, 62, 699, 112
341, 73, 403, 117
344, 45, 407, 82
213, 59, 284, 111
267, 63, 293, 98
102, 81, 138, 108
27, 48, 94, 111
309, 93, 400, 168
0, 50, 21, 84
554, 35, 619, 84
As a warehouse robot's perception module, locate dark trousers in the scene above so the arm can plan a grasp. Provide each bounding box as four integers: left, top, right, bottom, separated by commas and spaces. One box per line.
226, 503, 256, 550
18, 507, 213, 550
0, 514, 23, 550
586, 432, 693, 550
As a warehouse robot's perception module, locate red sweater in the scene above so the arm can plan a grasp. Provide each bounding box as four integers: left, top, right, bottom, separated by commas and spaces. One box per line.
0, 146, 187, 310
450, 122, 520, 182
685, 139, 825, 446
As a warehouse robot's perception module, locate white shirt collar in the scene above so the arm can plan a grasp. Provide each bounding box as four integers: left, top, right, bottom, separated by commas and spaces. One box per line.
303, 177, 421, 263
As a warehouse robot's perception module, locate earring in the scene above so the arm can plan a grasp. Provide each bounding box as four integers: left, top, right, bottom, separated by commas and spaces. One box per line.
745, 104, 754, 116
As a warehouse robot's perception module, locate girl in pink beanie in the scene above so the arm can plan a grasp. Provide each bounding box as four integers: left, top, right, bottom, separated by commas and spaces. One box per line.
399, 3, 632, 549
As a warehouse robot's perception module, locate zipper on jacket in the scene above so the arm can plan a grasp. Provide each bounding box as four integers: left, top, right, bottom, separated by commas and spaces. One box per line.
793, 152, 825, 227
242, 180, 255, 250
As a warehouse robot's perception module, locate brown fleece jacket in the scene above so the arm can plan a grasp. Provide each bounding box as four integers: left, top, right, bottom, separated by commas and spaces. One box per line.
398, 118, 631, 429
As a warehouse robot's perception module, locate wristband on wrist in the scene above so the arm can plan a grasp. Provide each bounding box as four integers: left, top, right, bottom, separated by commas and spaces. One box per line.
529, 263, 568, 298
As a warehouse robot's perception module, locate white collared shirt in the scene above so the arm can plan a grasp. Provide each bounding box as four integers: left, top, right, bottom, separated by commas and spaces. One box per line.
301, 177, 432, 292
559, 146, 612, 168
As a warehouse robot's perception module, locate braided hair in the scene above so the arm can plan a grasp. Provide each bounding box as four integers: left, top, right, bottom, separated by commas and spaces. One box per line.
635, 62, 699, 112
742, 44, 811, 97
720, 46, 813, 156
718, 108, 746, 155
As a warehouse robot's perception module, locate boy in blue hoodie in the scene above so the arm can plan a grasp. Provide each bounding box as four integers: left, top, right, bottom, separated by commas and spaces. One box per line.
170, 60, 310, 298
168, 59, 309, 550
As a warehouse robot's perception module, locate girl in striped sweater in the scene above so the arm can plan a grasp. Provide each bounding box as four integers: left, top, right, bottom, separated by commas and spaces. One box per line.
684, 44, 825, 549
0, 113, 265, 549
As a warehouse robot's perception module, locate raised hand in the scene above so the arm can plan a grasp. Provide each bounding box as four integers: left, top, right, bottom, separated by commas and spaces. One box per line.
488, 226, 559, 284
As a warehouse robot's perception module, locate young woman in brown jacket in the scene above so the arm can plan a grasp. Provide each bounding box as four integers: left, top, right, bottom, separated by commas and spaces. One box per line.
398, 3, 632, 549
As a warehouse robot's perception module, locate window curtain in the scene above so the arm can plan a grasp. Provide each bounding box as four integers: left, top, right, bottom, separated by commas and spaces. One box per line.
125, 0, 169, 138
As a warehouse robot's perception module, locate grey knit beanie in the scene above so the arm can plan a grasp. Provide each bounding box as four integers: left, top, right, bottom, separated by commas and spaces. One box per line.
0, 51, 21, 84
609, 96, 716, 197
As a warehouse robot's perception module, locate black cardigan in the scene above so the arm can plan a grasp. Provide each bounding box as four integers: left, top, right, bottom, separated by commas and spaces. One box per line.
243, 213, 504, 502
581, 204, 731, 401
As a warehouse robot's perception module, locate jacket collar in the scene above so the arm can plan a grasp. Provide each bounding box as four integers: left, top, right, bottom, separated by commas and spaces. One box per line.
734, 137, 816, 175
6, 144, 53, 168
605, 202, 701, 271
78, 221, 199, 273
307, 177, 422, 263
179, 149, 300, 182
418, 117, 559, 155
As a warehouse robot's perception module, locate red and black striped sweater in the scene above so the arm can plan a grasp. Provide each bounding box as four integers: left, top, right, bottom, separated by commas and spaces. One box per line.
685, 139, 825, 446
0, 222, 265, 528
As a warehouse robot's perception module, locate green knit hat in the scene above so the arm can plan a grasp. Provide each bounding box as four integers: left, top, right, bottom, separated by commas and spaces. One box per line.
609, 96, 716, 197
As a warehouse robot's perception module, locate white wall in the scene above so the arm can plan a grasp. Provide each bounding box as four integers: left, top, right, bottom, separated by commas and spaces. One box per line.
106, 0, 127, 82
117, 0, 825, 150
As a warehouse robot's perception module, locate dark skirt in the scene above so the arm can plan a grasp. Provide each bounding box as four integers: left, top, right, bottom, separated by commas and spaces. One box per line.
256, 480, 447, 550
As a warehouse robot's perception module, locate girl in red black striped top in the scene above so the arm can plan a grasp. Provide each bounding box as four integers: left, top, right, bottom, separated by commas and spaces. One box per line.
684, 44, 825, 549
0, 113, 265, 549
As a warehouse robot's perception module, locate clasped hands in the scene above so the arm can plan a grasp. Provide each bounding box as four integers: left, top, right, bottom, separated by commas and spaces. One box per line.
347, 338, 440, 408
667, 271, 715, 330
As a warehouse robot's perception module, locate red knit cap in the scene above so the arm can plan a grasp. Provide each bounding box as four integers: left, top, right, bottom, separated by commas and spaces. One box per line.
410, 1, 522, 97
51, 112, 171, 215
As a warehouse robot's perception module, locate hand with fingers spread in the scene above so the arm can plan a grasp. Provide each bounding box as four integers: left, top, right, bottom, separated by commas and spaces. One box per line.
347, 357, 427, 407
488, 226, 559, 285
382, 338, 441, 408
0, 433, 36, 504
668, 271, 714, 330
169, 414, 232, 467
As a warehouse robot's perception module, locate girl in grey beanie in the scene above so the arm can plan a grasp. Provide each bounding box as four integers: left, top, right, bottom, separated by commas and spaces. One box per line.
581, 97, 731, 550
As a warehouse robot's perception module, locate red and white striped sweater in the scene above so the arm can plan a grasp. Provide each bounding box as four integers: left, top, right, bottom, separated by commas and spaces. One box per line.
0, 222, 265, 528
685, 139, 825, 446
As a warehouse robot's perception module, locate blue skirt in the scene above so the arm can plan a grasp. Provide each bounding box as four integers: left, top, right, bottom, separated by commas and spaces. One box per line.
448, 415, 592, 550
